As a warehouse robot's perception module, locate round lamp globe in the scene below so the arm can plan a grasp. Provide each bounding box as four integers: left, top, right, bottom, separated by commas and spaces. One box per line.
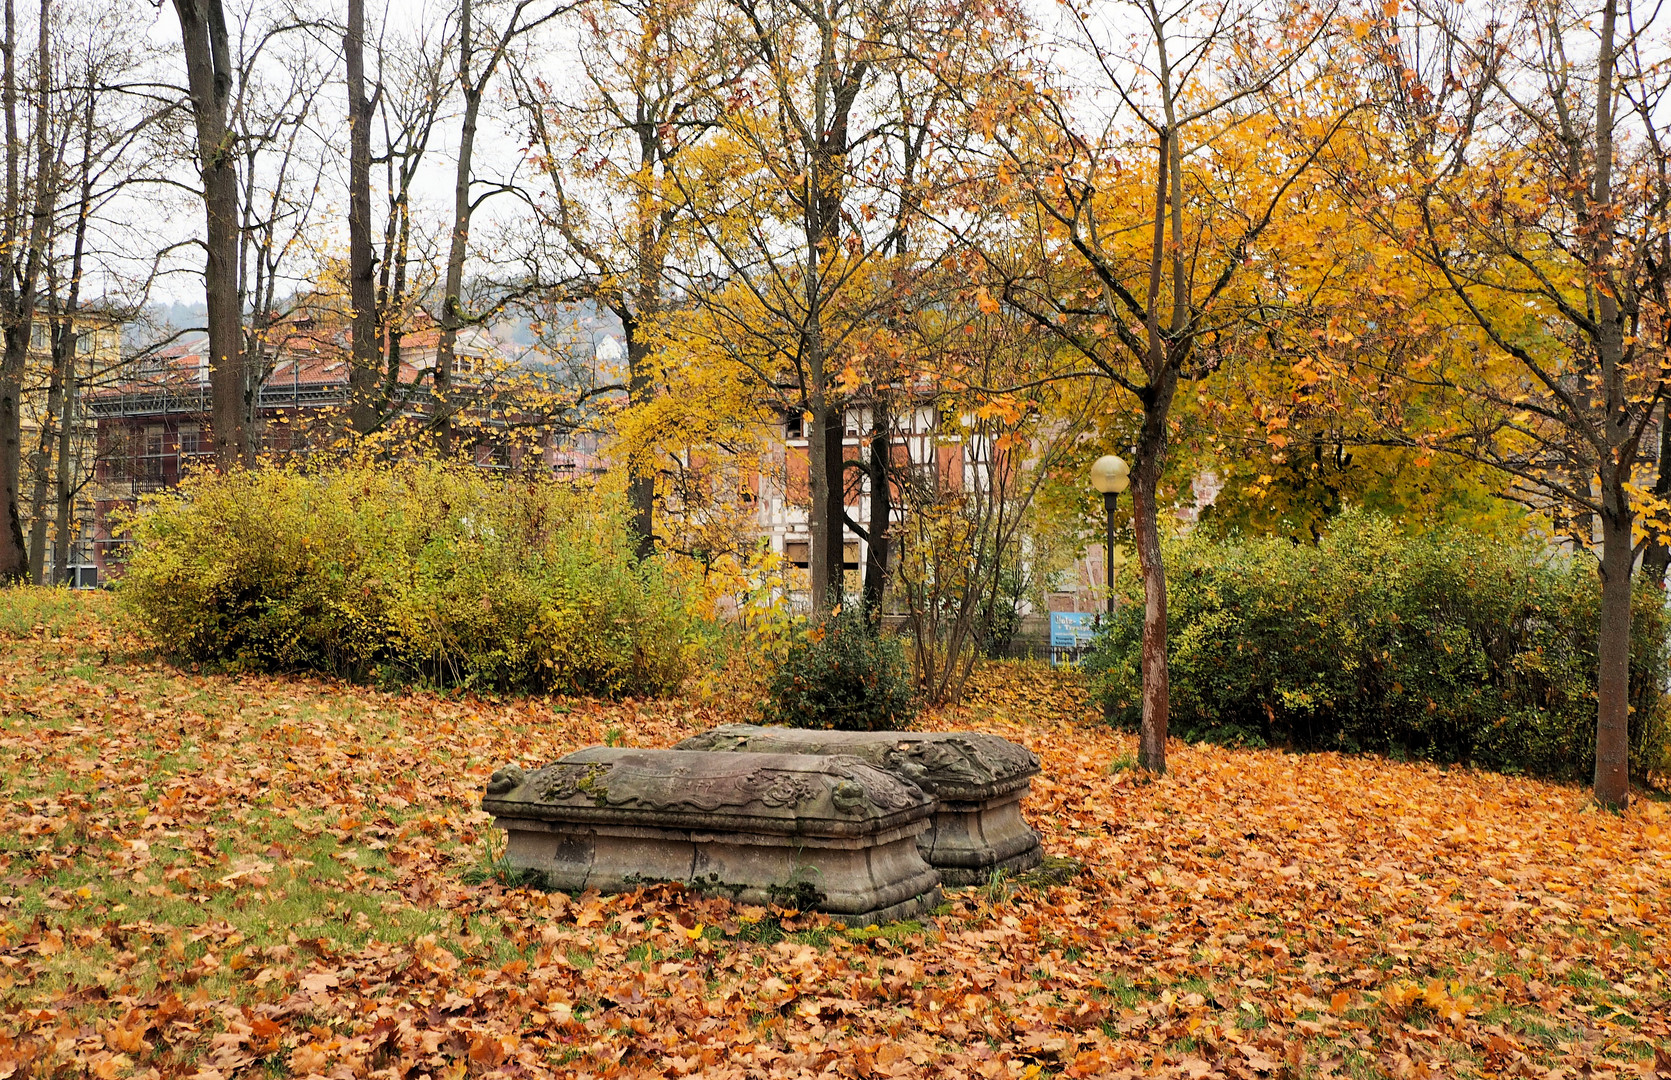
1090, 454, 1130, 495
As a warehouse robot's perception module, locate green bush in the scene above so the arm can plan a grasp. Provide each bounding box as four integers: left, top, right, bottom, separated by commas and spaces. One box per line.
1083, 513, 1669, 782
118, 462, 692, 697
764, 609, 917, 731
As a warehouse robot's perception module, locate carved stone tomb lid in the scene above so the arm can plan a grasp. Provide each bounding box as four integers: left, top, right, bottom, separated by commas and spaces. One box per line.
672, 725, 1041, 802
481, 748, 932, 838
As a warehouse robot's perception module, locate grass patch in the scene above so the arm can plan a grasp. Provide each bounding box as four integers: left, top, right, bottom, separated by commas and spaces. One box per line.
1013, 855, 1085, 889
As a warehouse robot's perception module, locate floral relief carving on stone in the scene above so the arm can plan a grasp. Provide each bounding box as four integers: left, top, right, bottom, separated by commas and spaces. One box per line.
826, 756, 923, 812
529, 762, 613, 803
737, 768, 822, 808
882, 737, 1037, 787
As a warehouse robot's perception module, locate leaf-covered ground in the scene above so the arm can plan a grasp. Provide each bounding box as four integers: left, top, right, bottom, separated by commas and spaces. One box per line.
0, 591, 1667, 1080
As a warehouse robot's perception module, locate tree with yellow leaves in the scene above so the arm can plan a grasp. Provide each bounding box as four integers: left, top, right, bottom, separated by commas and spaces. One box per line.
515, 0, 743, 557
660, 0, 1015, 614
1321, 0, 1671, 808
935, 0, 1355, 772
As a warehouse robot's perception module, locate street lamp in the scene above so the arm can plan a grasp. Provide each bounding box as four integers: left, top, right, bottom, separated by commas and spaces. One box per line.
1089, 454, 1130, 615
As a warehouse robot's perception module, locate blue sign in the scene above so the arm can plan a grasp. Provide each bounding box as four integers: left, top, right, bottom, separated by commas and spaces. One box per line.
1049, 612, 1098, 649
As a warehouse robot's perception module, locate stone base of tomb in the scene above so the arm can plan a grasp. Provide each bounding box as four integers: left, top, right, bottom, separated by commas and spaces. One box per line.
672, 725, 1045, 888
481, 749, 944, 927
496, 817, 944, 926
923, 792, 1043, 886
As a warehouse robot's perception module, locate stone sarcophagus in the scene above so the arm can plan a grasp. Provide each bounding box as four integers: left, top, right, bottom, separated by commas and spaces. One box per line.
673, 726, 1043, 886
480, 748, 942, 926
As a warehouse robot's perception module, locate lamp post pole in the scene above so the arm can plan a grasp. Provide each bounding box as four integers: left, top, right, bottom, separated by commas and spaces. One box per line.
1103, 490, 1117, 616
1089, 454, 1130, 619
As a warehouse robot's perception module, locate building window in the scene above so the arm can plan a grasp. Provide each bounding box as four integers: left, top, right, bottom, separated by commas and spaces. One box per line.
786, 412, 804, 440
142, 429, 160, 479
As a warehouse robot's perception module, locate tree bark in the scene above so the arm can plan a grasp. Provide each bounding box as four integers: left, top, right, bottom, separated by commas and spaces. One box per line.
51, 332, 73, 584
2, 0, 54, 582
25, 324, 61, 584
51, 72, 94, 587
803, 31, 832, 615
172, 0, 248, 469
0, 0, 19, 585
1595, 474, 1633, 808
346, 0, 379, 434
0, 367, 20, 582
823, 401, 846, 605
1589, 0, 1630, 810
624, 312, 655, 559
860, 395, 891, 625
1132, 375, 1176, 773
23, 0, 58, 582
797, 2, 867, 616
0, 0, 19, 587
433, 0, 481, 456
807, 391, 833, 612
24, 0, 51, 584
1130, 109, 1181, 775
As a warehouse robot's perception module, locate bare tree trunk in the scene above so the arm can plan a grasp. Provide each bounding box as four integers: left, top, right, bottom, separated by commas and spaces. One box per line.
51, 335, 72, 584
807, 390, 832, 612
19, 0, 47, 581
1130, 110, 1183, 775
24, 0, 58, 582
25, 322, 61, 583
1590, 0, 1630, 810
1590, 468, 1630, 809
433, 0, 479, 457
0, 0, 21, 585
860, 394, 891, 625
799, 2, 867, 616
624, 313, 655, 559
623, 121, 665, 559
172, 0, 248, 468
1132, 374, 1175, 773
823, 402, 845, 605
803, 39, 832, 617
345, 0, 379, 434
0, 376, 20, 583
3, 0, 54, 582
1596, 477, 1633, 807
49, 85, 92, 587
381, 192, 412, 405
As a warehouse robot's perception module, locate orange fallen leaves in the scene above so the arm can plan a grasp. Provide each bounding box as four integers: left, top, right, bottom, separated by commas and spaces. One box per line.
0, 601, 1667, 1078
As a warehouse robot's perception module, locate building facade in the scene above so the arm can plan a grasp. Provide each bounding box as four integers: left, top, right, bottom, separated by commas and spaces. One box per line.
16, 317, 123, 586
86, 318, 599, 578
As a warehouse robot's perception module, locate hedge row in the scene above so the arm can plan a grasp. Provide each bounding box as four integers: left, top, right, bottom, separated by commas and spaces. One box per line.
1084, 514, 1669, 781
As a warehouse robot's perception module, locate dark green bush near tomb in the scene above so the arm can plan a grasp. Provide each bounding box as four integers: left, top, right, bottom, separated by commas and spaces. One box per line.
117, 462, 692, 697
1082, 513, 1669, 782
764, 608, 918, 731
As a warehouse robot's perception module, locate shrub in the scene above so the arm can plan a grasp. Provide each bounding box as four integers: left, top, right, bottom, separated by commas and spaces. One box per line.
118, 462, 692, 697
764, 609, 917, 731
1082, 512, 1669, 782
